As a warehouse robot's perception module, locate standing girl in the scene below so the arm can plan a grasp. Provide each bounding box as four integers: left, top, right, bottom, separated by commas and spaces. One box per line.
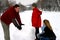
31, 3, 42, 40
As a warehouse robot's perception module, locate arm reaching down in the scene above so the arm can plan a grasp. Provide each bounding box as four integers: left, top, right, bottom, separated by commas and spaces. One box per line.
15, 13, 24, 26
12, 19, 22, 30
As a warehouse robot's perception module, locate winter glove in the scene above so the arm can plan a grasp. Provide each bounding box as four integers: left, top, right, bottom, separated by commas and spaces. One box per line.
17, 24, 24, 30
16, 25, 22, 30
20, 24, 24, 25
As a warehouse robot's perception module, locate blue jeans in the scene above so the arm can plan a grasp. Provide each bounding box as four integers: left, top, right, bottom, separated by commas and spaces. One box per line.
40, 37, 49, 40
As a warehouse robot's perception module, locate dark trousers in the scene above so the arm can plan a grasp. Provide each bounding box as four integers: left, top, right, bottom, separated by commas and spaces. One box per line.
35, 27, 39, 39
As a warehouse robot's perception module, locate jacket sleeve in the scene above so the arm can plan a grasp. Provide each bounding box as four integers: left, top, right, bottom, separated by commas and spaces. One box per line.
15, 13, 22, 25
38, 9, 42, 15
12, 18, 19, 27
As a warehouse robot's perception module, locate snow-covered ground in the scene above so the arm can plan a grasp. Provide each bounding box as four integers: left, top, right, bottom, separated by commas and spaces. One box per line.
0, 10, 60, 40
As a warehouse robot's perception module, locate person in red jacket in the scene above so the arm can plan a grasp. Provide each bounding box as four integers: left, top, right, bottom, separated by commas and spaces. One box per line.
1, 4, 24, 40
31, 3, 42, 40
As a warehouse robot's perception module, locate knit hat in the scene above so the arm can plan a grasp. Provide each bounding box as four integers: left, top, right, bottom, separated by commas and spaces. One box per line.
32, 3, 37, 7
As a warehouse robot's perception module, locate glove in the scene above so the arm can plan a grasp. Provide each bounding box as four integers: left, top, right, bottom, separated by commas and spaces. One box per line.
16, 24, 24, 30
21, 24, 24, 25
17, 25, 22, 30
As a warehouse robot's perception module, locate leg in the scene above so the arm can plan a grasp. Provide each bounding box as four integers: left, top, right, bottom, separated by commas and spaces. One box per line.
35, 27, 39, 39
1, 21, 10, 40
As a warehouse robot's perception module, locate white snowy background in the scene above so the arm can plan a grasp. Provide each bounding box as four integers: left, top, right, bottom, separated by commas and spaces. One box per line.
0, 0, 60, 40
0, 11, 60, 40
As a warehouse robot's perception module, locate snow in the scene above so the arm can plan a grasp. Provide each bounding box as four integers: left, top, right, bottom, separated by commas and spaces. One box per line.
0, 10, 60, 40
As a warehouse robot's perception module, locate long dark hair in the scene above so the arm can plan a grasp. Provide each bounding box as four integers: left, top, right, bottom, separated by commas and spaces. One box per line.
43, 19, 52, 30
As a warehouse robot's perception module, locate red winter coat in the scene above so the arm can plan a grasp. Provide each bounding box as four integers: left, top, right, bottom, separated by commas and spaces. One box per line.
1, 6, 21, 25
32, 8, 42, 28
